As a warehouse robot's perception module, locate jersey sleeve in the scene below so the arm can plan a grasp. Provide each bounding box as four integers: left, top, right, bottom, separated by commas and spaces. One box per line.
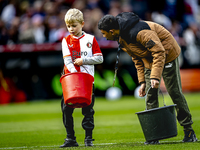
92, 37, 103, 56
62, 38, 70, 58
62, 38, 77, 73
82, 37, 103, 65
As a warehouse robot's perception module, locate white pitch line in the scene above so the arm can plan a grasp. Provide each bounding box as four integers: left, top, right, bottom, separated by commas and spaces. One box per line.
0, 145, 59, 150
0, 141, 184, 149
0, 143, 117, 149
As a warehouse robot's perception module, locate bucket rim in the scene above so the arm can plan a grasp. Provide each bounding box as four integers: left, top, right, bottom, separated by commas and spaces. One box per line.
62, 72, 92, 76
135, 104, 176, 114
60, 72, 94, 82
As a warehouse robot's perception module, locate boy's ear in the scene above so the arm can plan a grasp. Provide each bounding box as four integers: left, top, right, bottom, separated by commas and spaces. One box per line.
81, 21, 85, 27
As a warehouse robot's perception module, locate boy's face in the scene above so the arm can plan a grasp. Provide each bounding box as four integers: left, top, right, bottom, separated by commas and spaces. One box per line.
100, 29, 119, 41
66, 21, 84, 37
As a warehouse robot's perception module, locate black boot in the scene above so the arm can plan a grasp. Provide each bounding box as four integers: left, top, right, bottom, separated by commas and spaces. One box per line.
84, 136, 94, 147
60, 138, 79, 148
182, 129, 198, 142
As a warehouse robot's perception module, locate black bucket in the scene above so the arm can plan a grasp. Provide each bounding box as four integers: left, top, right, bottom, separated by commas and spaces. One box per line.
135, 87, 177, 142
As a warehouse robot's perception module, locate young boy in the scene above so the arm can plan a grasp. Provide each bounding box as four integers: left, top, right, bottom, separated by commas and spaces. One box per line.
60, 8, 103, 147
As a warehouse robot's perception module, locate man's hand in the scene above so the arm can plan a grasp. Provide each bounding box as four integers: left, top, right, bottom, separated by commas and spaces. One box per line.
151, 79, 159, 88
139, 83, 146, 97
74, 58, 83, 66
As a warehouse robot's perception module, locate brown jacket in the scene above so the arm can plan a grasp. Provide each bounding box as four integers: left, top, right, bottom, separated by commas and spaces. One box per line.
116, 12, 180, 84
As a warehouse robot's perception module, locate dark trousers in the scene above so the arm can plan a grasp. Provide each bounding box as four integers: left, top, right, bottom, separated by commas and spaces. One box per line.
144, 58, 193, 129
61, 85, 95, 139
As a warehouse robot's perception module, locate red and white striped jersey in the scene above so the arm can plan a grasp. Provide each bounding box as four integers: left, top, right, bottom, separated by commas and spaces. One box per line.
62, 32, 103, 77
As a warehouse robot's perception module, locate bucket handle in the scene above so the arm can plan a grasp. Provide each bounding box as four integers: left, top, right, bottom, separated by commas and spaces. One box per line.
145, 87, 166, 110
81, 65, 90, 74
113, 44, 121, 87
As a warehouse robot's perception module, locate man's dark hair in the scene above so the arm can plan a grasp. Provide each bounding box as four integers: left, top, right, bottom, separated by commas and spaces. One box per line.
98, 15, 119, 32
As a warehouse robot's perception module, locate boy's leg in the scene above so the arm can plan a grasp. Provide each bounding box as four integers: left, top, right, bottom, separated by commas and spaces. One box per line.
82, 93, 95, 138
60, 96, 79, 147
144, 68, 159, 110
82, 85, 95, 146
61, 96, 75, 139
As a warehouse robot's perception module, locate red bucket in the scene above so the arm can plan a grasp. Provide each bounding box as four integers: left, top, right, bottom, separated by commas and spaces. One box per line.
60, 72, 94, 108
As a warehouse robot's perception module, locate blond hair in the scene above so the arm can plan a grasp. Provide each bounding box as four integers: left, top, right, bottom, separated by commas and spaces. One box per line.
64, 8, 84, 24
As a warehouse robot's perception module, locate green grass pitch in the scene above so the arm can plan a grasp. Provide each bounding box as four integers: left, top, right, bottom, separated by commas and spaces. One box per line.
0, 93, 200, 150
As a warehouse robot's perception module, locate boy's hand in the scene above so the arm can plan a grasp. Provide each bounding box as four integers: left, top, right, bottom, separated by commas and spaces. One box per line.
74, 58, 83, 66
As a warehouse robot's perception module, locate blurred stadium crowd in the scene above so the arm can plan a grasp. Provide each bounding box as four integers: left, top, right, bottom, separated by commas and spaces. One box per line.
0, 0, 200, 67
0, 0, 200, 102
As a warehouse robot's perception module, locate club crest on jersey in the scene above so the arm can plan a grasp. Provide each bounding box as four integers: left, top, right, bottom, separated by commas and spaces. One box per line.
68, 44, 73, 48
86, 42, 92, 48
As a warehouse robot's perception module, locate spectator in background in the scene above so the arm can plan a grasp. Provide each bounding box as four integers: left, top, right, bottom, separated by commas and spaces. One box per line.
1, 0, 16, 28
131, 0, 148, 19
169, 20, 184, 44
82, 9, 94, 34
56, 8, 70, 42
18, 18, 35, 43
0, 0, 8, 16
151, 11, 172, 30
71, 0, 86, 11
47, 16, 60, 43
7, 17, 20, 44
0, 19, 9, 45
183, 22, 200, 67
183, 0, 199, 27
108, 0, 122, 16
32, 0, 45, 18
91, 8, 105, 40
162, 0, 185, 22
86, 0, 100, 9
20, 1, 35, 22
169, 20, 185, 67
31, 14, 45, 44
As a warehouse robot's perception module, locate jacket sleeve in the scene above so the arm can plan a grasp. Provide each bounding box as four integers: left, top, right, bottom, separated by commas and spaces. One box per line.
137, 30, 166, 81
131, 55, 145, 84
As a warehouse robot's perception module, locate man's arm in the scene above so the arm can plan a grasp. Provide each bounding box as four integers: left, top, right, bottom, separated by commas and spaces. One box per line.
137, 30, 166, 81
